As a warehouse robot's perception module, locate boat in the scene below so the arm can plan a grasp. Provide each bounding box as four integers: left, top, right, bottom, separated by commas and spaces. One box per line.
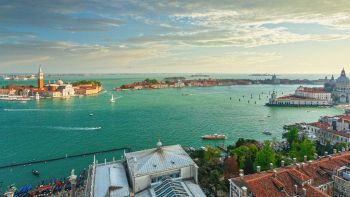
32, 170, 40, 176
262, 131, 272, 135
110, 94, 115, 103
89, 113, 94, 116
201, 134, 226, 140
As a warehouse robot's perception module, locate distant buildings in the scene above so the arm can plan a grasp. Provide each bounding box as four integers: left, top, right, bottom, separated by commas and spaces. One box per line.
229, 151, 350, 197
267, 86, 332, 106
85, 140, 206, 197
30, 66, 75, 99
306, 114, 350, 146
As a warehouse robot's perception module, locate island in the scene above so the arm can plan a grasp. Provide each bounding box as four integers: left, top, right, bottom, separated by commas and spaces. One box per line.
0, 66, 103, 101
115, 74, 331, 91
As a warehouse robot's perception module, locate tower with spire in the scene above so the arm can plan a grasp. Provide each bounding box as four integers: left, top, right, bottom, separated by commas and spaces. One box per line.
38, 65, 44, 90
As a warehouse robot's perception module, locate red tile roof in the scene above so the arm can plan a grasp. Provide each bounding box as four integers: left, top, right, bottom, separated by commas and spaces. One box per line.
231, 151, 350, 197
309, 122, 330, 129
297, 87, 328, 93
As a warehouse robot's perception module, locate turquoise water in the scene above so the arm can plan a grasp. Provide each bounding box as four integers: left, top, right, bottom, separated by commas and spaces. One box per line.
0, 74, 343, 191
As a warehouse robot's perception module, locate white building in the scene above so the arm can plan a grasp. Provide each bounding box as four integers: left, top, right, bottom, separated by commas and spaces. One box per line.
267, 86, 332, 106
294, 86, 332, 102
85, 141, 206, 197
305, 118, 350, 146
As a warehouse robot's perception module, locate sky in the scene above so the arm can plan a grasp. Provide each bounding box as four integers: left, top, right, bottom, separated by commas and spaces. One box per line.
1, 0, 350, 74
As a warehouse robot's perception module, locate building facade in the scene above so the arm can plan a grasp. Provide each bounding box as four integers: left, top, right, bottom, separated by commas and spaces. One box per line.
267, 86, 332, 107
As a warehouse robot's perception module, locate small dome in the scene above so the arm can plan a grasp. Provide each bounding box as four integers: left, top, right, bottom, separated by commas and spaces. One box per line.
336, 68, 350, 84
57, 79, 64, 85
156, 139, 162, 149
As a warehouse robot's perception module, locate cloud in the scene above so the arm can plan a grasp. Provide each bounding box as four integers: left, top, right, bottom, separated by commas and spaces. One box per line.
1, 0, 350, 73
0, 0, 123, 32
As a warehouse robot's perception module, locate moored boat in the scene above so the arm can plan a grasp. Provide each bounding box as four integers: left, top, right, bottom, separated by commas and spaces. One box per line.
201, 134, 226, 140
262, 131, 272, 135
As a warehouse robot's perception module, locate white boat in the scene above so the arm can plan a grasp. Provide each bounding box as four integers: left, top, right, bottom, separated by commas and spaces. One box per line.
110, 94, 115, 103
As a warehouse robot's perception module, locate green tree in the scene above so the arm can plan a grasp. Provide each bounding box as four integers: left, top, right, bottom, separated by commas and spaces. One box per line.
254, 141, 276, 171
298, 138, 315, 160
289, 139, 315, 161
282, 127, 298, 145
203, 147, 220, 161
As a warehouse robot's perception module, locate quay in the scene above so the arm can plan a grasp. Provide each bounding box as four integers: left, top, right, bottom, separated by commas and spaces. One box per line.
0, 147, 131, 169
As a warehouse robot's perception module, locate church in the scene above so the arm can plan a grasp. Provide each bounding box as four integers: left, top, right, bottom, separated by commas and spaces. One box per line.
326, 68, 350, 104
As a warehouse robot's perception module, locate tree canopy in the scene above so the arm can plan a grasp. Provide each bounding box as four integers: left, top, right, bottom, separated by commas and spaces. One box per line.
254, 141, 276, 171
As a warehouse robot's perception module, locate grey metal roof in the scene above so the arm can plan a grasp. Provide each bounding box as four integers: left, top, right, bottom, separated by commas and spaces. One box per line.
183, 180, 207, 197
125, 144, 196, 177
93, 161, 130, 197
153, 177, 191, 197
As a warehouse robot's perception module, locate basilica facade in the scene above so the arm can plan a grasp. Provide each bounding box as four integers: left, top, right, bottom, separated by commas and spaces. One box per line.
327, 68, 350, 104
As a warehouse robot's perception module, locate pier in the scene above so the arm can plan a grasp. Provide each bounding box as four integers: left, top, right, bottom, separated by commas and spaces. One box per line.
0, 147, 131, 169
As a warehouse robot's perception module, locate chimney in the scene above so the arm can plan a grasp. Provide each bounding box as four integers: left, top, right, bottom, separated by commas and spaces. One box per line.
304, 155, 307, 162
273, 169, 277, 177
325, 151, 328, 156
241, 186, 248, 197
302, 188, 307, 196
281, 160, 285, 167
293, 158, 297, 163
346, 146, 349, 151
270, 163, 273, 170
257, 166, 261, 173
342, 147, 346, 152
294, 185, 298, 195
314, 153, 318, 159
239, 169, 244, 179
333, 149, 337, 154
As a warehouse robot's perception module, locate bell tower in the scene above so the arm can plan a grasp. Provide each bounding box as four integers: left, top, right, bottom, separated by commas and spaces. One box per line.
38, 65, 44, 90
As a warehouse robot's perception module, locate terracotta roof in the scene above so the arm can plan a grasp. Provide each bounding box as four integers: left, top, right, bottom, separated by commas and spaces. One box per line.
305, 185, 330, 197
297, 87, 328, 93
230, 151, 350, 197
309, 122, 330, 129
288, 169, 311, 182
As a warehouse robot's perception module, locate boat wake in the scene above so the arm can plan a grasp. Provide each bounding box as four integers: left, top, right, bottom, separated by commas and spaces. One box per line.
3, 108, 41, 112
48, 126, 102, 131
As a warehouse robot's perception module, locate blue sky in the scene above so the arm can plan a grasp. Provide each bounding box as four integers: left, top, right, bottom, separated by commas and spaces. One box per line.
1, 0, 350, 74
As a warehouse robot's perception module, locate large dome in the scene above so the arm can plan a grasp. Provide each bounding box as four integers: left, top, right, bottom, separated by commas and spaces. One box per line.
336, 68, 350, 84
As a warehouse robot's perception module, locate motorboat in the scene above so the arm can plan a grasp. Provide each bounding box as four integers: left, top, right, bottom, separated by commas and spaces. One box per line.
110, 94, 115, 103
32, 170, 40, 176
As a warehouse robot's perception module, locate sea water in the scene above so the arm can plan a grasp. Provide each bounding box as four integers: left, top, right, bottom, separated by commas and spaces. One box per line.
0, 74, 343, 191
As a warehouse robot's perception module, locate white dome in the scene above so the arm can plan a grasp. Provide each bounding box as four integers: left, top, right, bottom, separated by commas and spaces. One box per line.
57, 79, 64, 85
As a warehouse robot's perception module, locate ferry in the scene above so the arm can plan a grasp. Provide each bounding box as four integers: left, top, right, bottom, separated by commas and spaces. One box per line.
201, 134, 226, 140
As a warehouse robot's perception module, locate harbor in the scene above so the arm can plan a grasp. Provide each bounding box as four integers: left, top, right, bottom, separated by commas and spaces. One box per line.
0, 74, 344, 191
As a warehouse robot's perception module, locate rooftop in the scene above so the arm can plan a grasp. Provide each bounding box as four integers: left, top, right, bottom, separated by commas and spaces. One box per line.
125, 144, 196, 177
93, 161, 129, 197
230, 151, 350, 197
296, 86, 328, 93
309, 122, 330, 129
